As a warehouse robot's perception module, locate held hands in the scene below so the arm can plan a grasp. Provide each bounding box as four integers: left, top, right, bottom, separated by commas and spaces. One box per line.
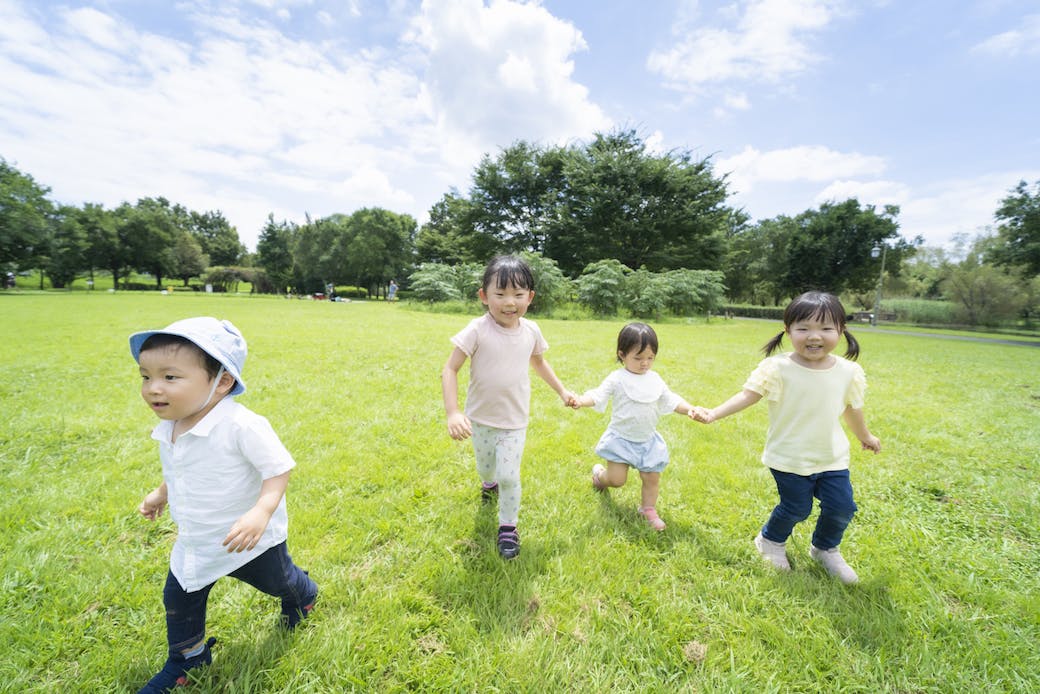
222, 506, 273, 553
560, 389, 580, 409
690, 406, 716, 424
446, 411, 473, 441
138, 488, 167, 520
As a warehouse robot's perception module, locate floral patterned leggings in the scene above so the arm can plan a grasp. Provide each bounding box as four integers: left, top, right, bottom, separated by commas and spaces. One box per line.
471, 423, 526, 526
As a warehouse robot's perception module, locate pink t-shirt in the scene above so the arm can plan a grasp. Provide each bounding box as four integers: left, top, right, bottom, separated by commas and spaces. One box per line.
451, 313, 549, 429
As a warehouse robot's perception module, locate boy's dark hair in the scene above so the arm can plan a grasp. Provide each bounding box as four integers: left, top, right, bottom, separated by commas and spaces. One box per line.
762, 291, 860, 360
482, 255, 534, 291
140, 334, 224, 380
616, 322, 659, 362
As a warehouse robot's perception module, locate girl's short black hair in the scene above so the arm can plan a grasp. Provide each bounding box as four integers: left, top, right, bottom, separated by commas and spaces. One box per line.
482, 255, 534, 291
616, 322, 658, 362
762, 290, 860, 360
140, 334, 224, 380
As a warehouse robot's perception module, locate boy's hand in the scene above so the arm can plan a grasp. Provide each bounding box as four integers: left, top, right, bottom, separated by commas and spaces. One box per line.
446, 411, 472, 441
138, 489, 167, 520
222, 507, 273, 553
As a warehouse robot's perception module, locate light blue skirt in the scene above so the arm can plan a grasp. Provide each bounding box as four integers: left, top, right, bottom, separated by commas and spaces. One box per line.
594, 429, 669, 473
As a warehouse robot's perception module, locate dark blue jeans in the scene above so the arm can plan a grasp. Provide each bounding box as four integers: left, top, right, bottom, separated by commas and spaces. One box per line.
761, 468, 857, 550
162, 541, 317, 654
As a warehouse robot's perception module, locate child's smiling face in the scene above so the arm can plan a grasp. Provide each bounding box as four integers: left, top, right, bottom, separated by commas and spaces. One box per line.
139, 344, 228, 428
786, 314, 841, 367
479, 280, 534, 329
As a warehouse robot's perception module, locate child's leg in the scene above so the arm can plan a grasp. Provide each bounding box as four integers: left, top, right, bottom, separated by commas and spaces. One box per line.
471, 424, 526, 526
638, 470, 661, 509
162, 572, 213, 658
599, 461, 630, 488
810, 470, 857, 550
762, 469, 815, 543
138, 573, 217, 693
229, 541, 319, 628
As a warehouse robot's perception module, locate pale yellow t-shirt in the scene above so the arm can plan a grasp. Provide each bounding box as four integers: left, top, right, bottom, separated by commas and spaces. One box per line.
451, 313, 548, 429
743, 353, 866, 475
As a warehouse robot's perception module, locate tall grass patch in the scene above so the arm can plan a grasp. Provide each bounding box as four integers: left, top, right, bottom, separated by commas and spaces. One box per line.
1, 294, 1038, 692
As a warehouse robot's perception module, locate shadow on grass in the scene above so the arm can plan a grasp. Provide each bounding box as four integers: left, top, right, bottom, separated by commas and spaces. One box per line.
422, 491, 549, 635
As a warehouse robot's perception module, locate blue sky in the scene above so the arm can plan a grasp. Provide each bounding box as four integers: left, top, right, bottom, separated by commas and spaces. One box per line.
2, 0, 1037, 252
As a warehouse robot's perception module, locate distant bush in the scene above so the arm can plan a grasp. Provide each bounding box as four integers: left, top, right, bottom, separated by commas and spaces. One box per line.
885, 299, 956, 325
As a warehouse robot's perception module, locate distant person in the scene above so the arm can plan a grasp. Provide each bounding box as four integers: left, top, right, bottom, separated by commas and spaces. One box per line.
388, 279, 398, 301
129, 317, 317, 693
693, 291, 881, 584
441, 255, 576, 559
570, 322, 700, 531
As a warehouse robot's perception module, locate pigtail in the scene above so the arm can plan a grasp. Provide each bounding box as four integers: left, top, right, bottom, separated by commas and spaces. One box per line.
843, 328, 860, 361
761, 331, 786, 356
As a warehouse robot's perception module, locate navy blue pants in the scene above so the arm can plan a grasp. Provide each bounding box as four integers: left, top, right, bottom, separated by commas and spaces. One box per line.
162, 541, 316, 654
761, 468, 857, 550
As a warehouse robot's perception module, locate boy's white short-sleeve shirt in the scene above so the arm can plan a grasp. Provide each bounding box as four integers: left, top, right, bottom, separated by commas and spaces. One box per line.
451, 313, 548, 429
151, 396, 295, 592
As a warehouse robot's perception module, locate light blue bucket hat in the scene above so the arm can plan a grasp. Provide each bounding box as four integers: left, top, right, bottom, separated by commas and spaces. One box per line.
129, 317, 248, 395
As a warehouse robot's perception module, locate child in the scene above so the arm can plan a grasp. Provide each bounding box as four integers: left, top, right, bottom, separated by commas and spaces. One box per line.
571, 322, 699, 531
441, 255, 576, 559
130, 317, 317, 693
693, 291, 881, 584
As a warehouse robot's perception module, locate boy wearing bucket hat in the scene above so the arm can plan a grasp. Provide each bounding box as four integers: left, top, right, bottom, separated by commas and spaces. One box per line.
129, 317, 317, 693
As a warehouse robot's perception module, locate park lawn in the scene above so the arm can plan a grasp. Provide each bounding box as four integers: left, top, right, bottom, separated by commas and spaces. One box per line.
1, 293, 1038, 693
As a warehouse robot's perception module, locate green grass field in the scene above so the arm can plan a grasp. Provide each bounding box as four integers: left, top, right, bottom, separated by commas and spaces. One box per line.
2, 293, 1038, 693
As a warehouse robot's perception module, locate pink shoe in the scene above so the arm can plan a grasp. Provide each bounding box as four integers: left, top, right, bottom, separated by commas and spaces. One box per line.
638, 506, 666, 531
591, 464, 607, 491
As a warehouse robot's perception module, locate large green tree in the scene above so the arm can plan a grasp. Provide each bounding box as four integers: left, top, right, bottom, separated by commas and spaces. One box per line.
189, 209, 243, 266
122, 198, 179, 288
549, 130, 732, 276
45, 205, 89, 288
777, 200, 913, 298
256, 215, 296, 293
417, 130, 737, 277
0, 158, 52, 269
987, 179, 1040, 277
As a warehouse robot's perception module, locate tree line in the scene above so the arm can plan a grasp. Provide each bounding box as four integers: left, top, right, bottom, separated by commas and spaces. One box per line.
3, 131, 1038, 323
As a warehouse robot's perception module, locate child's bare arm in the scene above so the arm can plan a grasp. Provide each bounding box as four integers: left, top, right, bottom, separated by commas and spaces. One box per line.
223, 471, 290, 553
138, 482, 168, 520
696, 389, 762, 423
530, 353, 577, 406
843, 406, 881, 453
442, 347, 472, 440
673, 399, 699, 420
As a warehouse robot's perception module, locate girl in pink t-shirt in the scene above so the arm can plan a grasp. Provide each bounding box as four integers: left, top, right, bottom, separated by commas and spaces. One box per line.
693, 291, 881, 584
441, 255, 576, 559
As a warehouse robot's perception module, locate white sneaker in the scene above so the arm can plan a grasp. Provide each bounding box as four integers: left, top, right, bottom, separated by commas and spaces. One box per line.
810, 545, 859, 584
754, 532, 790, 571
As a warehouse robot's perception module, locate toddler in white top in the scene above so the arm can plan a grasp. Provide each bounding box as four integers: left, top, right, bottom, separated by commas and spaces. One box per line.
571, 322, 699, 531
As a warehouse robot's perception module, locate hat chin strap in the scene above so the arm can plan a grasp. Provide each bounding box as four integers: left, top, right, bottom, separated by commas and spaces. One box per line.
194, 365, 226, 415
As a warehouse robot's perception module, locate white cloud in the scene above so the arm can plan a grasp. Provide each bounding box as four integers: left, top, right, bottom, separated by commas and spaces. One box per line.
971, 13, 1040, 57
405, 0, 610, 154
0, 0, 610, 249
716, 144, 887, 194
647, 0, 840, 92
